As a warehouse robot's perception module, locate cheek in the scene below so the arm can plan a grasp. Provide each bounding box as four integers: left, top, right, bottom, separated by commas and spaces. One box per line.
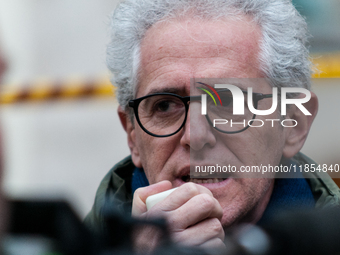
135, 129, 178, 183
250, 126, 284, 165
217, 118, 284, 167
219, 178, 272, 225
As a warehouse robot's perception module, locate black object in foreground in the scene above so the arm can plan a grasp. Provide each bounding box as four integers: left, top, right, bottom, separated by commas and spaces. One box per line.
3, 199, 340, 255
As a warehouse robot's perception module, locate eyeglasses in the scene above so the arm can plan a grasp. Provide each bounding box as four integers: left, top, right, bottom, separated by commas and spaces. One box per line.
128, 90, 272, 137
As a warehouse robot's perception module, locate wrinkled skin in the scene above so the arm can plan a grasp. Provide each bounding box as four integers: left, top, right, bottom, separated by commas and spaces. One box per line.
118, 16, 318, 253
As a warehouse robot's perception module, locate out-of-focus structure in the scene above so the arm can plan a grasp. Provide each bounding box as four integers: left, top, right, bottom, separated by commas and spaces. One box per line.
0, 0, 339, 217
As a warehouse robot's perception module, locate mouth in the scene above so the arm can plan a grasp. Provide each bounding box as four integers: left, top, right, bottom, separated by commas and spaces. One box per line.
176, 166, 229, 186
181, 175, 227, 184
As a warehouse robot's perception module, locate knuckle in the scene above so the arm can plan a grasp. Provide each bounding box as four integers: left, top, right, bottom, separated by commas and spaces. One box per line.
145, 208, 160, 219
133, 188, 141, 198
133, 187, 145, 200
166, 212, 180, 227
171, 231, 185, 243
199, 193, 215, 209
182, 182, 199, 196
209, 218, 223, 234
216, 204, 223, 218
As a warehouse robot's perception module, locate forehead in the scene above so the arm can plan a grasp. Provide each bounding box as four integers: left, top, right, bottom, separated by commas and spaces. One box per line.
138, 15, 263, 96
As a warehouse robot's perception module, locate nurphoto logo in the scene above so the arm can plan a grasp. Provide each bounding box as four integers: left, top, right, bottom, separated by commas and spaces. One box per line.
197, 82, 312, 129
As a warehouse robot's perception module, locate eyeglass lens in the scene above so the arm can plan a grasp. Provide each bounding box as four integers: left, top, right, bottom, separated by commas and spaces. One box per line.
138, 95, 186, 136
204, 90, 253, 133
137, 92, 256, 136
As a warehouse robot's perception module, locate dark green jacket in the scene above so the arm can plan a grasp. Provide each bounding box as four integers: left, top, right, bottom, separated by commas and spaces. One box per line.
84, 152, 340, 231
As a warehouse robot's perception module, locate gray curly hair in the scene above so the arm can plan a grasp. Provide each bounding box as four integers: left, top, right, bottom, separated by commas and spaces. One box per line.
107, 0, 312, 110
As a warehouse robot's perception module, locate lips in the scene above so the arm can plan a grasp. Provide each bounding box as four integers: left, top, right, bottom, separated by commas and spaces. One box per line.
177, 166, 228, 184
187, 178, 226, 183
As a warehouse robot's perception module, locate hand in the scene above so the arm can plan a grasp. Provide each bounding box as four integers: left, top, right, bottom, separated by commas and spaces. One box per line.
132, 181, 225, 253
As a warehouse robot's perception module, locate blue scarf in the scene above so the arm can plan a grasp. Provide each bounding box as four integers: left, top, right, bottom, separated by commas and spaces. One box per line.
131, 167, 149, 195
131, 166, 315, 223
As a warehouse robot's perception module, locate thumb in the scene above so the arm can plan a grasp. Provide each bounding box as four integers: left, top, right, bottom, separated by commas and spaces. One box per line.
132, 180, 172, 217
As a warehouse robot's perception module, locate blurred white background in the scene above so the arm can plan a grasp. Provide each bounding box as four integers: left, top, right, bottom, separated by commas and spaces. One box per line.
0, 0, 119, 83
0, 0, 339, 218
0, 0, 129, 218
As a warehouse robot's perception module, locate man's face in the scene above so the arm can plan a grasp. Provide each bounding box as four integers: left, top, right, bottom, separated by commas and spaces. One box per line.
128, 16, 288, 226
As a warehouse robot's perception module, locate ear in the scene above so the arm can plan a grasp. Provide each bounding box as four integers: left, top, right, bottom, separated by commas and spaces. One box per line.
118, 106, 142, 168
282, 92, 318, 158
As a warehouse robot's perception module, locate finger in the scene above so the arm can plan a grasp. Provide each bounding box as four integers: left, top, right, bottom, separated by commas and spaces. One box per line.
132, 180, 172, 217
169, 193, 223, 229
198, 238, 227, 253
154, 182, 213, 211
172, 218, 225, 246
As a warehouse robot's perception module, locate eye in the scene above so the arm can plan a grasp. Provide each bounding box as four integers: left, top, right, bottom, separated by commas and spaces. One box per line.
150, 97, 184, 115
154, 100, 172, 112
219, 92, 233, 107
206, 91, 234, 116
156, 101, 170, 112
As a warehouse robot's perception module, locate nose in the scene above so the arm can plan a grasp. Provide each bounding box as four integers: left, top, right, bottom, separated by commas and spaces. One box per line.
180, 101, 216, 151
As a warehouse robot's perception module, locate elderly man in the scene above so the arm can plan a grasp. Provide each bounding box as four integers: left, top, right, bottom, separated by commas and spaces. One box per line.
85, 0, 340, 252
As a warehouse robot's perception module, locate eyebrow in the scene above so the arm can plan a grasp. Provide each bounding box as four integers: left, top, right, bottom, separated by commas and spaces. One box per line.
197, 81, 248, 90
215, 82, 248, 91
196, 82, 249, 95
146, 87, 186, 95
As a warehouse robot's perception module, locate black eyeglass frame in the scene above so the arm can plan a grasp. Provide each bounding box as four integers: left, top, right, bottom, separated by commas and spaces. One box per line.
128, 91, 273, 138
